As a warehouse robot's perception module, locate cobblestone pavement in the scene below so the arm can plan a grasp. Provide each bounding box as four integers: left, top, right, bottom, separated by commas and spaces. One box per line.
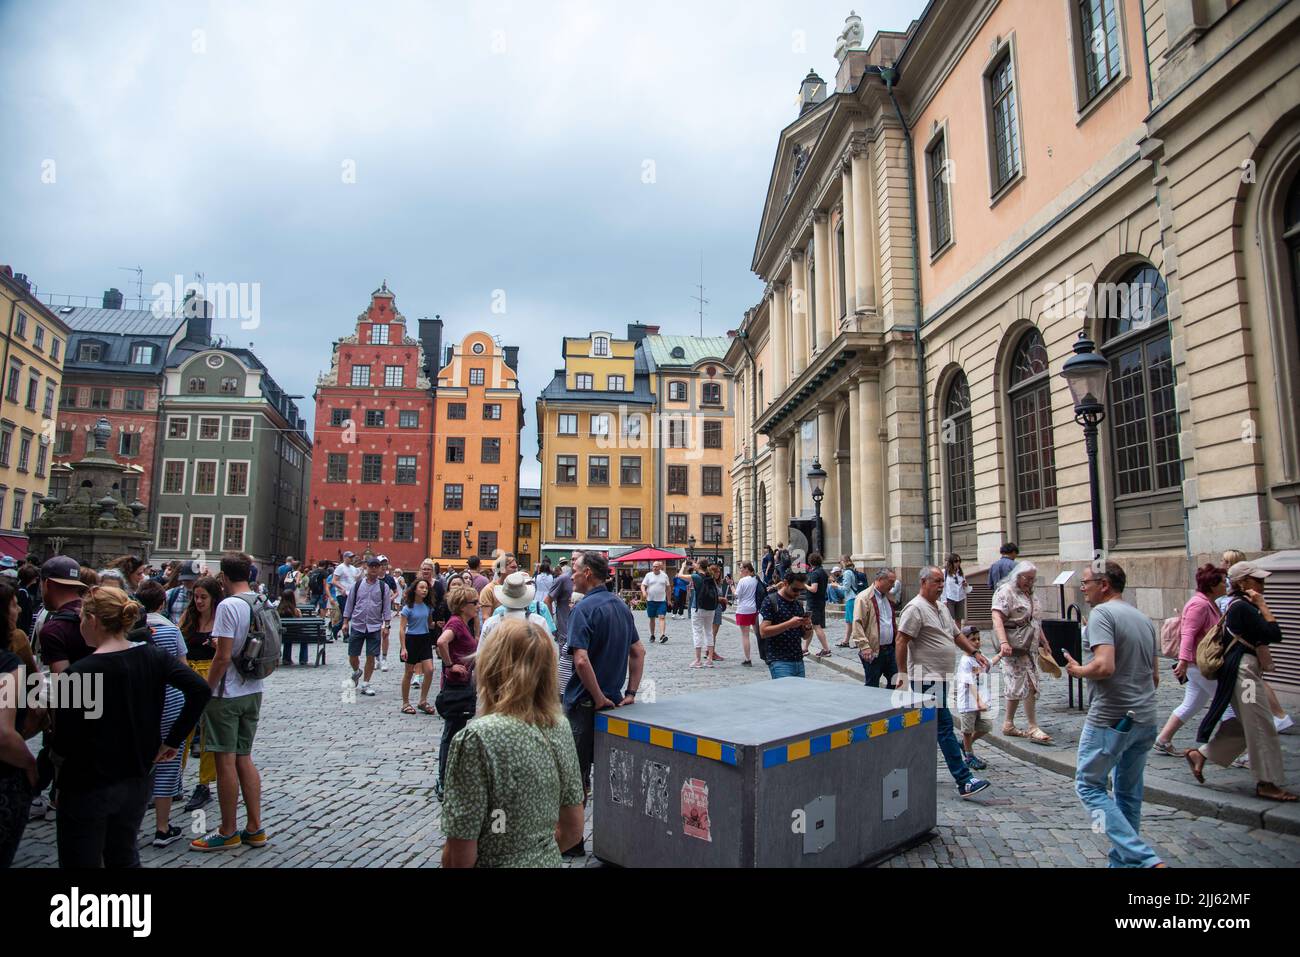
14, 612, 1300, 867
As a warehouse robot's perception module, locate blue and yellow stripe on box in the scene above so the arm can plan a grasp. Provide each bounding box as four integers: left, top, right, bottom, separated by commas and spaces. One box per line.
596, 713, 739, 766
761, 707, 935, 769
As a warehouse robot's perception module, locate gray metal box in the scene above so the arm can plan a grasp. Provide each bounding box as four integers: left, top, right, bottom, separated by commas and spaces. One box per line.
592, 680, 937, 867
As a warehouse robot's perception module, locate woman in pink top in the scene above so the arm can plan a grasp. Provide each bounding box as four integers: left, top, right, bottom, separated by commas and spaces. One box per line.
1153, 564, 1227, 755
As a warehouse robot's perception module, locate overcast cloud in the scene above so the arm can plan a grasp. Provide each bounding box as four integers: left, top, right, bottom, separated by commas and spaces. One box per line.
0, 0, 924, 487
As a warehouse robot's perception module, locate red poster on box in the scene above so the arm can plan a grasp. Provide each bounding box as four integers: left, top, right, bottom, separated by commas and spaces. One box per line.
680, 777, 711, 842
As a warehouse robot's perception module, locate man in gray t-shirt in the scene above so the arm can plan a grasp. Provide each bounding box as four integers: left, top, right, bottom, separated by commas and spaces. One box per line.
1064, 561, 1164, 868
546, 564, 576, 641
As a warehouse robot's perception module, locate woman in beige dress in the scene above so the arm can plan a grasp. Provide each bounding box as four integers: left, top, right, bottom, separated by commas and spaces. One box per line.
992, 561, 1053, 744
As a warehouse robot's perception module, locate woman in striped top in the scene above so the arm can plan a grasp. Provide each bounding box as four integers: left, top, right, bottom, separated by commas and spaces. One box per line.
136, 581, 190, 847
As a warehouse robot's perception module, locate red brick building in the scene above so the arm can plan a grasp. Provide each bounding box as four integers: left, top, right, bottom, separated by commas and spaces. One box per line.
308, 283, 441, 569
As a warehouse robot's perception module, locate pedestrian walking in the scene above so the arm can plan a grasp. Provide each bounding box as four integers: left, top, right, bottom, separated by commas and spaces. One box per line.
987, 543, 1019, 592
709, 563, 729, 658
560, 551, 644, 858
956, 628, 994, 771
342, 558, 394, 697
441, 618, 584, 868
1153, 564, 1226, 755
943, 553, 971, 628
836, 558, 858, 648
733, 562, 760, 667
852, 568, 900, 688
53, 586, 210, 867
481, 572, 553, 652
761, 545, 775, 587
1216, 550, 1294, 734
802, 553, 833, 657
434, 585, 480, 800
133, 581, 191, 847
991, 561, 1053, 745
1184, 561, 1297, 802
178, 575, 223, 812
398, 578, 437, 716
758, 570, 812, 679
671, 563, 691, 620
190, 553, 270, 852
640, 561, 670, 644
895, 566, 992, 799
689, 562, 720, 668
1062, 560, 1165, 867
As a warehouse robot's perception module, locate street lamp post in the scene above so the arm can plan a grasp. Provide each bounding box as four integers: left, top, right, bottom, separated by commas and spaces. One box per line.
687, 535, 696, 561
1060, 331, 1111, 559
807, 459, 828, 556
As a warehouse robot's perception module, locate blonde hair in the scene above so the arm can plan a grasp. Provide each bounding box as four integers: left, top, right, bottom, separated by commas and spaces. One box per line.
475, 618, 560, 727
82, 585, 142, 633
1221, 549, 1247, 567
447, 582, 478, 618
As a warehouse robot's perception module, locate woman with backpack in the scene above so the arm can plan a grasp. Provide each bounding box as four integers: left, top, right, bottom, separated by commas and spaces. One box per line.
689, 563, 721, 669
1184, 561, 1296, 802
1152, 564, 1226, 756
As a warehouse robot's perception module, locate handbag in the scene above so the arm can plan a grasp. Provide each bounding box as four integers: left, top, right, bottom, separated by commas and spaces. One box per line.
435, 683, 477, 720
1003, 615, 1038, 655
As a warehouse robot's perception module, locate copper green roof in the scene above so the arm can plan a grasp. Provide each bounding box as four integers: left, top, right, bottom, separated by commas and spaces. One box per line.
640, 335, 731, 370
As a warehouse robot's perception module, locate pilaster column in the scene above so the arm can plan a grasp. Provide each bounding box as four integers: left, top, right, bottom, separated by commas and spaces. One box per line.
816, 404, 839, 558
789, 252, 808, 376
812, 212, 834, 351
858, 376, 884, 557
840, 162, 857, 317
847, 379, 862, 556
772, 437, 790, 547
771, 280, 789, 396
851, 141, 876, 312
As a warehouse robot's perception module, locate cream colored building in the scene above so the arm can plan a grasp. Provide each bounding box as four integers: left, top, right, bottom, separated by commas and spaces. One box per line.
731, 1, 1300, 699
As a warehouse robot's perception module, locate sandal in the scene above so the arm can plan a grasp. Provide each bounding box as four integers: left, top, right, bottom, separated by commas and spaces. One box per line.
1256, 784, 1299, 803
400, 704, 417, 715
1027, 727, 1053, 745
1002, 725, 1028, 738
1184, 749, 1205, 783
835, 640, 851, 648
815, 650, 833, 658
417, 702, 436, 715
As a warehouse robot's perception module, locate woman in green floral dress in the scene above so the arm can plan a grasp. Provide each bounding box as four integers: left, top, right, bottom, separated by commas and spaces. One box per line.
441, 617, 585, 867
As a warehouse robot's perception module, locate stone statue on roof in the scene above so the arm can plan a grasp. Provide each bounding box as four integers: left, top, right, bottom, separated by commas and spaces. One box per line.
835, 11, 865, 63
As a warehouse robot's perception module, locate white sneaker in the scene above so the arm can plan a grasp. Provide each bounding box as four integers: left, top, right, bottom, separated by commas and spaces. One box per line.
1275, 714, 1294, 734
359, 683, 376, 696
412, 673, 423, 688
380, 658, 389, 672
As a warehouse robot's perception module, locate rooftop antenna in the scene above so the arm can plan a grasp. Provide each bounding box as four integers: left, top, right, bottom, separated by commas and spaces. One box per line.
118, 265, 144, 304
689, 252, 709, 336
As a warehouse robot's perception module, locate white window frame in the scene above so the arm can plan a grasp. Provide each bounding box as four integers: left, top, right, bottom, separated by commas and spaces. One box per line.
225, 459, 252, 497
370, 323, 389, 345
590, 413, 611, 437
607, 375, 625, 391
221, 515, 247, 552
197, 416, 222, 441
575, 373, 593, 390
351, 365, 371, 387
230, 416, 254, 441
192, 459, 220, 496
156, 513, 183, 551
160, 458, 188, 496
131, 343, 154, 364
384, 365, 404, 387
558, 413, 578, 436
592, 336, 610, 357
166, 415, 190, 440
188, 513, 216, 553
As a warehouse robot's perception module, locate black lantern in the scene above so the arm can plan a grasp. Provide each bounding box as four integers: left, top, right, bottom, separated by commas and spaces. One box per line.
1060, 331, 1111, 556
808, 459, 828, 554
687, 535, 696, 560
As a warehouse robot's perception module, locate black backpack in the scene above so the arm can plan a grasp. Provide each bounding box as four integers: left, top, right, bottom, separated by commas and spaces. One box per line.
695, 574, 719, 610
308, 569, 326, 596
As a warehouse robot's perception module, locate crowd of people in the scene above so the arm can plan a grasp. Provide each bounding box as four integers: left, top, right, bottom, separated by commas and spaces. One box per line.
0, 535, 1294, 870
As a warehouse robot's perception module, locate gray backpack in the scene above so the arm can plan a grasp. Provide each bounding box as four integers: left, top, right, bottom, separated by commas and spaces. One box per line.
232, 591, 282, 681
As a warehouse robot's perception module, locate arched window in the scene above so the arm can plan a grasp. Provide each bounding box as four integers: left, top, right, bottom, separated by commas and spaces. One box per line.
1101, 263, 1184, 547
1287, 174, 1300, 333
943, 372, 976, 553
1008, 329, 1058, 549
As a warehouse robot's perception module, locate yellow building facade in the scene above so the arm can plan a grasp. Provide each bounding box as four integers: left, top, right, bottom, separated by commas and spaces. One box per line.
0, 267, 71, 557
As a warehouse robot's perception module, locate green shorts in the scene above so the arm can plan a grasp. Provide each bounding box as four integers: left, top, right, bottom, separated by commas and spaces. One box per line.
203, 693, 262, 755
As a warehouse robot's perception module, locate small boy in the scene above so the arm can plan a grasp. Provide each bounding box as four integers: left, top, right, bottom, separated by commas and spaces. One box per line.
956, 626, 1000, 770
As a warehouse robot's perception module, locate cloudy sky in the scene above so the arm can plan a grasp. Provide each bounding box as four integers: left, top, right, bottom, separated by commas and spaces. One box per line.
0, 0, 924, 487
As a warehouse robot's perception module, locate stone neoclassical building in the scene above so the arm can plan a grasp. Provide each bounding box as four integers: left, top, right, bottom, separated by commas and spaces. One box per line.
729, 1, 1300, 697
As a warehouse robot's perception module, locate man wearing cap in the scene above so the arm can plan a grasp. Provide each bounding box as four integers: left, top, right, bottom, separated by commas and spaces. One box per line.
342, 558, 393, 696
377, 556, 399, 672
37, 556, 92, 674
480, 571, 553, 655
164, 560, 201, 624
329, 551, 361, 600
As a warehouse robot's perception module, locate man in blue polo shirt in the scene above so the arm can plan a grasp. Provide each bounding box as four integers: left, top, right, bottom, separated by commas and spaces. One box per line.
562, 550, 645, 858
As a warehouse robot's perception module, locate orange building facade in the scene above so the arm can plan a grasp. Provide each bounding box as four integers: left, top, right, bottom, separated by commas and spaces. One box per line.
429, 332, 523, 564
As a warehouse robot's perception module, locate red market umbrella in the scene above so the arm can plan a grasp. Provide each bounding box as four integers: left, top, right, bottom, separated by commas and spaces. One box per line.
609, 547, 686, 564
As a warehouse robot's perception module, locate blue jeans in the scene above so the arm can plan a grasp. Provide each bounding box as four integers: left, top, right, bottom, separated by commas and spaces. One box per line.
1075, 720, 1162, 868
863, 645, 897, 688
768, 660, 806, 680
282, 637, 309, 665
911, 679, 971, 789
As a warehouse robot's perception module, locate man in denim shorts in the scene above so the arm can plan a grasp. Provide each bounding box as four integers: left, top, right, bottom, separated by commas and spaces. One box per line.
342, 558, 393, 697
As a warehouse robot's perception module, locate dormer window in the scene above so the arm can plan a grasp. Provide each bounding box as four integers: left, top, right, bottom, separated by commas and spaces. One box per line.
592, 336, 610, 357
131, 343, 155, 364
78, 341, 104, 363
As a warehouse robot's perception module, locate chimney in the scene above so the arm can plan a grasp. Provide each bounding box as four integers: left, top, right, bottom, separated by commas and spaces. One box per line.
181, 292, 213, 344
417, 316, 443, 386
103, 288, 124, 309
445, 346, 454, 368
626, 323, 652, 343
503, 345, 519, 372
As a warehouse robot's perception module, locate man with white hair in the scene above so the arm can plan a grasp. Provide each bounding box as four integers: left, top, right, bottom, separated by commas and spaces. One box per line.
640, 560, 670, 644
852, 567, 899, 689
896, 565, 992, 799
